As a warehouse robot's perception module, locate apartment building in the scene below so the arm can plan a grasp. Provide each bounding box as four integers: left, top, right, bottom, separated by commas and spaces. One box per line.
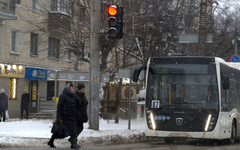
0, 0, 89, 118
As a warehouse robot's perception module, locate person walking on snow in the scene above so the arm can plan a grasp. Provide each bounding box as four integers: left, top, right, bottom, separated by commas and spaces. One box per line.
0, 89, 8, 122
20, 89, 30, 119
74, 83, 88, 147
48, 83, 80, 149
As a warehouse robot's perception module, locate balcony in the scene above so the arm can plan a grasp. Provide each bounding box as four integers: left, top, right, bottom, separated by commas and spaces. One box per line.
48, 12, 71, 37
0, 0, 17, 20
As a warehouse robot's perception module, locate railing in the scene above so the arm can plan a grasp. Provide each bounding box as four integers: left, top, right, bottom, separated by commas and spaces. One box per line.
30, 97, 55, 118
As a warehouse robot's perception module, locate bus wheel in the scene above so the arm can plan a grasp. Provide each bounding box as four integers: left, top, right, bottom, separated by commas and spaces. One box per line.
229, 122, 236, 144
164, 138, 174, 144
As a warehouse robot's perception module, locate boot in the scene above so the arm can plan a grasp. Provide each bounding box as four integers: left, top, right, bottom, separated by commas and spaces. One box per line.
70, 139, 80, 149
48, 136, 56, 148
70, 143, 80, 149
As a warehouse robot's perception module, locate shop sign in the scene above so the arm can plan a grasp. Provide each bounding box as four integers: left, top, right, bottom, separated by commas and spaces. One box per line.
32, 83, 37, 101
0, 64, 25, 78
47, 71, 89, 81
25, 67, 48, 80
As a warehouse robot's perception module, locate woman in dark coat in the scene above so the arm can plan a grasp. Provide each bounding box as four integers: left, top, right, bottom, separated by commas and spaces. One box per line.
48, 83, 79, 149
0, 88, 8, 122
20, 90, 30, 119
74, 83, 88, 140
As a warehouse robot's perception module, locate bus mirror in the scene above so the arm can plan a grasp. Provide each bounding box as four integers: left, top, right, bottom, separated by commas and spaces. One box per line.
222, 76, 229, 90
133, 66, 146, 82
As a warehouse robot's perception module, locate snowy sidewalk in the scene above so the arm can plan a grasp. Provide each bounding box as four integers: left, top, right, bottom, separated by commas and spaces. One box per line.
0, 118, 146, 148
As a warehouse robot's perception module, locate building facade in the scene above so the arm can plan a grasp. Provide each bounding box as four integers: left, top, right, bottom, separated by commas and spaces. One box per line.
0, 0, 89, 118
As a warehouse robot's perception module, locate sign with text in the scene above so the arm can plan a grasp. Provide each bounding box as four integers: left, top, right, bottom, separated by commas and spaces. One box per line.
48, 71, 109, 82
47, 71, 89, 81
118, 69, 132, 78
179, 34, 213, 43
25, 67, 49, 80
0, 64, 25, 78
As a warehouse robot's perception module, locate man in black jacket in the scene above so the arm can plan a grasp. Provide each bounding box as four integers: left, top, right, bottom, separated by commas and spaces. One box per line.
0, 89, 8, 122
20, 89, 29, 119
74, 83, 88, 142
48, 83, 80, 149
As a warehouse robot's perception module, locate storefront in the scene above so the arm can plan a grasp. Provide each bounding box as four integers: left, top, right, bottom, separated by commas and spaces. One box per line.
25, 67, 51, 113
0, 64, 26, 118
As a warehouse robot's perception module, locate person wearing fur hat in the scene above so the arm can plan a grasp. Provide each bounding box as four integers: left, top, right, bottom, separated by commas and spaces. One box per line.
74, 83, 88, 146
0, 88, 8, 122
48, 83, 80, 149
20, 89, 30, 119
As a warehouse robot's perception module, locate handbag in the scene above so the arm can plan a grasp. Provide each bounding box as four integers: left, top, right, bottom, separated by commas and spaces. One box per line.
5, 110, 9, 120
51, 120, 69, 138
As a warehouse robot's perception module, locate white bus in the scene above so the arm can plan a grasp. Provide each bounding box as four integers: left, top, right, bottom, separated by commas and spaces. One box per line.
133, 57, 240, 144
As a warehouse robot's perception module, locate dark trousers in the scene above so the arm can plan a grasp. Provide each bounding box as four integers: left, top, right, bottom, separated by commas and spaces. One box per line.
21, 109, 29, 118
0, 112, 5, 122
76, 121, 84, 137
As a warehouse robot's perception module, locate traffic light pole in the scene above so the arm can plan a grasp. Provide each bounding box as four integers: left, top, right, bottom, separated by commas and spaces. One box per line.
89, 0, 101, 130
198, 0, 207, 56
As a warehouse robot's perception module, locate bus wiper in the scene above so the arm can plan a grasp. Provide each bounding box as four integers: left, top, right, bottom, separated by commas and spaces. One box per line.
175, 102, 205, 112
159, 104, 176, 109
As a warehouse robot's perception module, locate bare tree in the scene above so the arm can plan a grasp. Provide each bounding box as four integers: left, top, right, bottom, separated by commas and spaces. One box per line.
19, 0, 91, 70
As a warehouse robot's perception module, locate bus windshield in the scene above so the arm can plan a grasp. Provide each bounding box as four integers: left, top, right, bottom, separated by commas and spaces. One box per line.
146, 64, 219, 110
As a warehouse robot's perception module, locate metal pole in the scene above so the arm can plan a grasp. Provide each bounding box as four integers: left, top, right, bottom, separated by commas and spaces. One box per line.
128, 69, 132, 130
198, 0, 207, 56
53, 71, 58, 120
235, 19, 238, 55
89, 0, 101, 130
88, 67, 92, 128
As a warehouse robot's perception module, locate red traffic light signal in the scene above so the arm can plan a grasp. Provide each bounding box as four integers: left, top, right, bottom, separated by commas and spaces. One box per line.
107, 5, 117, 16
107, 5, 124, 39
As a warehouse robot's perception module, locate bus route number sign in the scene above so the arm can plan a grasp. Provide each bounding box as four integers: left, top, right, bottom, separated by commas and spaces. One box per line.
152, 100, 160, 108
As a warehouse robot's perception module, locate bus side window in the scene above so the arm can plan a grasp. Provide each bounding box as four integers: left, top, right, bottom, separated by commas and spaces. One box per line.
221, 78, 228, 111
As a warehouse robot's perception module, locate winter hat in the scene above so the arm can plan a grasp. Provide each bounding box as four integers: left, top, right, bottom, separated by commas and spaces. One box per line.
0, 88, 5, 93
77, 83, 85, 90
65, 83, 74, 92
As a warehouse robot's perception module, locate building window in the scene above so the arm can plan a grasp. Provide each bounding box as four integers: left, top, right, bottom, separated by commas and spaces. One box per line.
78, 5, 85, 23
9, 78, 17, 100
66, 46, 73, 61
47, 81, 55, 100
16, 0, 21, 7
30, 33, 38, 56
10, 0, 16, 14
50, 0, 71, 15
48, 37, 60, 59
16, 0, 21, 5
11, 30, 20, 53
32, 0, 40, 12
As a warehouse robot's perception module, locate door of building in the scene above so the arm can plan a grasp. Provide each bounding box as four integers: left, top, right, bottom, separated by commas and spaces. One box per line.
29, 80, 38, 113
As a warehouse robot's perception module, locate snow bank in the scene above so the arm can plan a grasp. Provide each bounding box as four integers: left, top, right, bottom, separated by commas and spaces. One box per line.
0, 118, 146, 147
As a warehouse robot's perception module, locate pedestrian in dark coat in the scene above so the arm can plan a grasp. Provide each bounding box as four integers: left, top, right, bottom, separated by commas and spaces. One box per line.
74, 83, 88, 142
48, 83, 80, 149
20, 89, 30, 119
0, 88, 8, 122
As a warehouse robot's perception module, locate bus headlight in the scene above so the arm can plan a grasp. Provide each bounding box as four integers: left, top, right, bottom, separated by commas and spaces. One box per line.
150, 112, 156, 130
205, 114, 212, 131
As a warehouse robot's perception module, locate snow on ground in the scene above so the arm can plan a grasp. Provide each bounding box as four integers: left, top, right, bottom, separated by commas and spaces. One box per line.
0, 118, 146, 148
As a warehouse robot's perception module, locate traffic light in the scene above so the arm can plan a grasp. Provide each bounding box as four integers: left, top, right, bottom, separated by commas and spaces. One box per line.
107, 5, 124, 39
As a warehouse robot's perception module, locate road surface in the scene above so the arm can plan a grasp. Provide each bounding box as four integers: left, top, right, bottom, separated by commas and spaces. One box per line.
2, 140, 240, 150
